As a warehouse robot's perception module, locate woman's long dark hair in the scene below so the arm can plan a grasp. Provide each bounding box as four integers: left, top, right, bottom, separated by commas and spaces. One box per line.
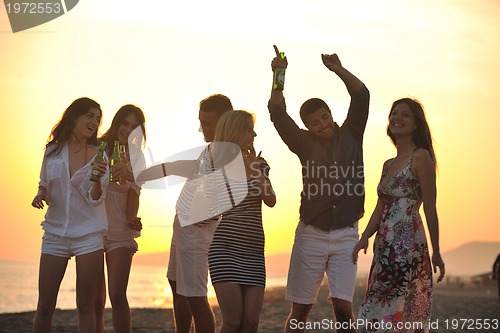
46, 97, 102, 157
100, 104, 146, 156
387, 98, 437, 168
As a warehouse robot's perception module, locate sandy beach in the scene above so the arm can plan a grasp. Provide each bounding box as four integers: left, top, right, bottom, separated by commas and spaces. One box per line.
1, 282, 498, 332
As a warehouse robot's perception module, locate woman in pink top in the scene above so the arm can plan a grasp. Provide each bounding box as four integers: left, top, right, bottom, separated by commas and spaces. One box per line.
95, 104, 146, 333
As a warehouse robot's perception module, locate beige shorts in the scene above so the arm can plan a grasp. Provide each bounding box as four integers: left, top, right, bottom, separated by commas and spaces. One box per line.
167, 215, 218, 297
286, 221, 359, 304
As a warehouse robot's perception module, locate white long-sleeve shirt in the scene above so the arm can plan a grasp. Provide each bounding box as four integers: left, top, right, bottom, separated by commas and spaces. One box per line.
38, 143, 108, 238
104, 181, 141, 241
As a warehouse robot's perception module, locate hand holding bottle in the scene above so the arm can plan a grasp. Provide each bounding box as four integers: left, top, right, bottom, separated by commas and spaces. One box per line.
91, 159, 108, 180
90, 142, 107, 182
271, 45, 287, 71
272, 45, 287, 90
112, 162, 134, 184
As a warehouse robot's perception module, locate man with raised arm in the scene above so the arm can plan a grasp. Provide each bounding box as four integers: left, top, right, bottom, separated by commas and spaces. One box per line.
268, 45, 369, 333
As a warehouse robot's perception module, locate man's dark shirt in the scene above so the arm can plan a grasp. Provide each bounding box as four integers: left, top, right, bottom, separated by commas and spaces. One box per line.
268, 86, 370, 230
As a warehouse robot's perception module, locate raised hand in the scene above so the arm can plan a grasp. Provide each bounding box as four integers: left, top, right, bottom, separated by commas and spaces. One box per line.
242, 144, 265, 178
271, 44, 288, 72
321, 53, 342, 73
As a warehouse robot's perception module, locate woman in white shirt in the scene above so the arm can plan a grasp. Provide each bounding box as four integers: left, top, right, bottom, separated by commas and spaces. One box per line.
31, 97, 108, 333
95, 104, 146, 333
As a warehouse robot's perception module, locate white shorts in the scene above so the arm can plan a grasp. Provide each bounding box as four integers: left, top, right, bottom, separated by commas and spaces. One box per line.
41, 232, 103, 258
166, 215, 219, 297
286, 221, 358, 304
103, 236, 138, 253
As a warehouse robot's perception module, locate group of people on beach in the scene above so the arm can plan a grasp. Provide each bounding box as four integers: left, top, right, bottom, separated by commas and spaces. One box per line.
31, 45, 445, 333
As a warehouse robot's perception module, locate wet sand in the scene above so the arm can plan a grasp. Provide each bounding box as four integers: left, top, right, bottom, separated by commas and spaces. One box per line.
1, 282, 498, 332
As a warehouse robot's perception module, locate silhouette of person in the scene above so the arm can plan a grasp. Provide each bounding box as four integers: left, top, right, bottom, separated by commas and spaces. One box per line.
95, 104, 146, 333
207, 110, 276, 332
268, 45, 369, 333
353, 98, 445, 332
31, 97, 108, 333
135, 94, 233, 333
493, 253, 500, 301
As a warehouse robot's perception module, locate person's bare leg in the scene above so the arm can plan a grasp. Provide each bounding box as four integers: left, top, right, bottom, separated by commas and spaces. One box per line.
240, 285, 264, 333
284, 302, 313, 333
168, 279, 193, 333
186, 295, 216, 333
95, 255, 106, 333
213, 283, 243, 333
76, 250, 104, 333
106, 248, 134, 333
33, 254, 68, 333
332, 298, 357, 333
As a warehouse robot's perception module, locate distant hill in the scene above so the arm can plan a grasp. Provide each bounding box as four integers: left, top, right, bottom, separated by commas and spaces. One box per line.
133, 241, 500, 278
440, 241, 500, 277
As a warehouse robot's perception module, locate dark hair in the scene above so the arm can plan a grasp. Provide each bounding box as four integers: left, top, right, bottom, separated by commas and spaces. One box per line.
46, 97, 102, 157
100, 104, 146, 155
387, 98, 437, 167
199, 94, 233, 117
299, 98, 331, 126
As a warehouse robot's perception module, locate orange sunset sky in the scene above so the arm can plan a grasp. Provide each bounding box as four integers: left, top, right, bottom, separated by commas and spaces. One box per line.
1, 0, 499, 265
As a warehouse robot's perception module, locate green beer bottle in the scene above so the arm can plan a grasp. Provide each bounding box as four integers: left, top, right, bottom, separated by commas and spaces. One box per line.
109, 141, 121, 183
90, 142, 107, 182
273, 51, 286, 90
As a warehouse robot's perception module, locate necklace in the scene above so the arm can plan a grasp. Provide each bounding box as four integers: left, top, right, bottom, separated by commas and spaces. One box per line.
71, 143, 88, 168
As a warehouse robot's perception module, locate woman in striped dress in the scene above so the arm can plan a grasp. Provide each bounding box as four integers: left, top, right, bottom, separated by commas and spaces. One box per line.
208, 110, 276, 333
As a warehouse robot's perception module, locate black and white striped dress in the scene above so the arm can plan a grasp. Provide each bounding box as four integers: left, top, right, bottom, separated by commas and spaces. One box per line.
208, 173, 266, 287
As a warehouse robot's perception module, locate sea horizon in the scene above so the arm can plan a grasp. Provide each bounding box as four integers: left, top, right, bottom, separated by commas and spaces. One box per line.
0, 259, 288, 314
2, 240, 498, 314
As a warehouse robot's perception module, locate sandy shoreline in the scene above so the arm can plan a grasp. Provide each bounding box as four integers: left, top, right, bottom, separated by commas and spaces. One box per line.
1, 283, 498, 332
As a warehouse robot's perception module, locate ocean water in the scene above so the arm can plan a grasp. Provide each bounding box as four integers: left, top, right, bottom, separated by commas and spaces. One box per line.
0, 260, 286, 314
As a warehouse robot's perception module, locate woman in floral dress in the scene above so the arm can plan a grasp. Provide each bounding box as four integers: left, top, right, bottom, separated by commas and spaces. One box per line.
353, 98, 445, 333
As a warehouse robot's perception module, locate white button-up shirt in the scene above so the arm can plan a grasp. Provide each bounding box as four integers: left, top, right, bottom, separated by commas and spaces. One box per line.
38, 143, 108, 238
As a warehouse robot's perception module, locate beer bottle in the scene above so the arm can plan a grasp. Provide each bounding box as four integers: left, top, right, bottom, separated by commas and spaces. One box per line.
273, 51, 286, 90
90, 141, 107, 182
109, 141, 121, 182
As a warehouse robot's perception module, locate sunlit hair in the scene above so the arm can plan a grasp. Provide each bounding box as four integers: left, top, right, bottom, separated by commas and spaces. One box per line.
100, 104, 146, 155
199, 94, 233, 117
299, 98, 331, 126
46, 97, 102, 157
387, 98, 437, 168
213, 110, 255, 148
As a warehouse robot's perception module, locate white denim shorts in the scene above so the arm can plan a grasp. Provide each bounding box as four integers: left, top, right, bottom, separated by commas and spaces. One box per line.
103, 236, 138, 253
286, 221, 359, 304
167, 215, 218, 297
41, 231, 103, 258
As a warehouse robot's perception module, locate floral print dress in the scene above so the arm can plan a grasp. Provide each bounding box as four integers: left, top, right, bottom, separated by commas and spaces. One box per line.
358, 157, 432, 333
